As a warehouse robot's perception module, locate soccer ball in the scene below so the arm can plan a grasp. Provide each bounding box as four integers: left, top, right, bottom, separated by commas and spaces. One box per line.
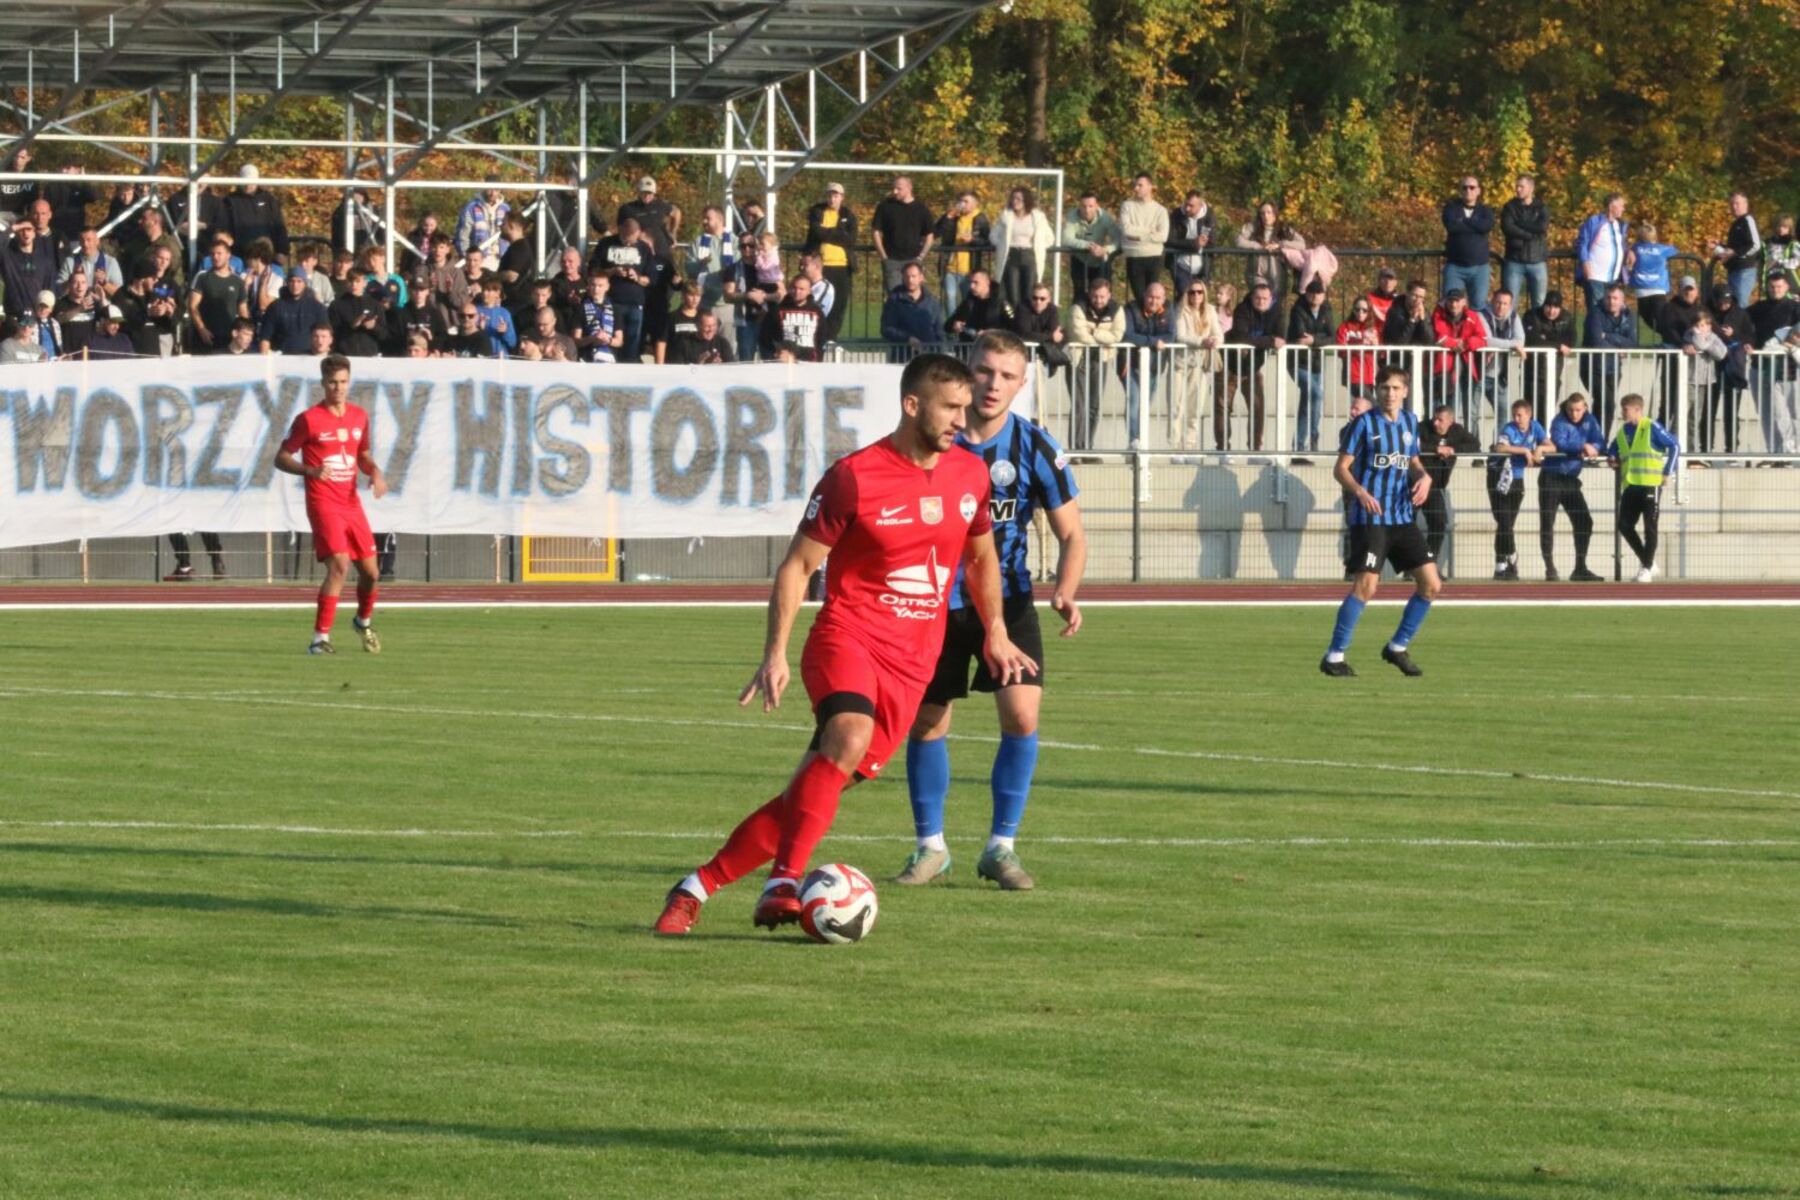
799, 864, 879, 944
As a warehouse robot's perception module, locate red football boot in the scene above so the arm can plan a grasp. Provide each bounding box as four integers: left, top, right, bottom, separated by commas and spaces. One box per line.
652, 886, 703, 937
752, 880, 802, 929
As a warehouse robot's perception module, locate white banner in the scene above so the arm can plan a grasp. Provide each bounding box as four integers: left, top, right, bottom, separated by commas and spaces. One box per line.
0, 357, 902, 549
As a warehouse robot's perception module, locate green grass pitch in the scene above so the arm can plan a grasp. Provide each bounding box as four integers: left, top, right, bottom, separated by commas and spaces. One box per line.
0, 603, 1795, 1199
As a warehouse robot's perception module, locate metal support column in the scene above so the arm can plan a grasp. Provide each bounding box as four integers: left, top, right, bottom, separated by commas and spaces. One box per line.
763, 85, 778, 233
535, 99, 548, 273
343, 96, 357, 254
575, 81, 589, 252
186, 73, 200, 274
383, 77, 397, 264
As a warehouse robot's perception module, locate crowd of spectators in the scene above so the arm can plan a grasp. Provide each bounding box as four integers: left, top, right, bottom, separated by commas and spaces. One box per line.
2, 155, 1796, 461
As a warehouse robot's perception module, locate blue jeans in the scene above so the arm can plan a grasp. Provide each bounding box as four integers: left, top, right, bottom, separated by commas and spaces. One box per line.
1728, 266, 1757, 308
1501, 260, 1547, 308
942, 271, 968, 320
1292, 366, 1324, 451
735, 320, 758, 363
1442, 262, 1489, 308
1124, 374, 1145, 444
616, 303, 645, 362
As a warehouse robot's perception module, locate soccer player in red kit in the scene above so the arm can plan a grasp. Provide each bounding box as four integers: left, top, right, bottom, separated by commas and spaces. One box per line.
274, 354, 388, 655
653, 354, 1038, 936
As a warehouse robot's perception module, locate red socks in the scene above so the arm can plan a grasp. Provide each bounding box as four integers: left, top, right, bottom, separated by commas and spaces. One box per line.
772, 756, 849, 881
356, 583, 377, 622
314, 594, 339, 635
696, 794, 784, 894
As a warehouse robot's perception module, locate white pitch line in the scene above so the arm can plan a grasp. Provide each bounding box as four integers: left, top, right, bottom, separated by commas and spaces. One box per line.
0, 819, 1793, 851
4, 685, 1798, 804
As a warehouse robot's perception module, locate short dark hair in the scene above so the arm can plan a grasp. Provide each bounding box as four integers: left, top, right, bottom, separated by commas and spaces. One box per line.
1375, 363, 1408, 387
321, 352, 351, 376
231, 317, 256, 334
1620, 392, 1646, 411
973, 328, 1029, 363
900, 352, 975, 401
1407, 279, 1429, 293
311, 322, 334, 335
1512, 399, 1534, 413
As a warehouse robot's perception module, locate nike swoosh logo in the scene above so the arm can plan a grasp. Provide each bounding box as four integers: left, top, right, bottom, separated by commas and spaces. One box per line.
880, 506, 906, 518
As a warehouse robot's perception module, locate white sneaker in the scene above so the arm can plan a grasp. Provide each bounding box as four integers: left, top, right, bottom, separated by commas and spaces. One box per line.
1634, 567, 1654, 583
1650, 563, 1661, 579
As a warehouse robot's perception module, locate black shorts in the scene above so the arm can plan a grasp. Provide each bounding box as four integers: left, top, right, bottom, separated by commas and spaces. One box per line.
1347, 523, 1434, 576
923, 594, 1045, 705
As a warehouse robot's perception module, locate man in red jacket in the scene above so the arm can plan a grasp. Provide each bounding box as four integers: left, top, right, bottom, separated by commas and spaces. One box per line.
1431, 288, 1488, 433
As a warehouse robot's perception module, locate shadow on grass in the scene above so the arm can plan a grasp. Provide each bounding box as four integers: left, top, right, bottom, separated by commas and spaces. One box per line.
0, 1090, 1519, 1199
1046, 777, 1352, 800
0, 840, 677, 880
0, 884, 518, 928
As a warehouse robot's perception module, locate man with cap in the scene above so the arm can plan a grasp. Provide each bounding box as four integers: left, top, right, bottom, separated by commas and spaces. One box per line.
1522, 288, 1577, 414
1365, 266, 1402, 325
618, 176, 677, 257
803, 182, 857, 342
1657, 275, 1706, 347
84, 304, 136, 359
223, 164, 290, 264
27, 289, 64, 359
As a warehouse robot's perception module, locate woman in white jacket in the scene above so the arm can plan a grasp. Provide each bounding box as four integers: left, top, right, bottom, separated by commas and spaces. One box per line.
1171, 279, 1225, 449
991, 187, 1054, 313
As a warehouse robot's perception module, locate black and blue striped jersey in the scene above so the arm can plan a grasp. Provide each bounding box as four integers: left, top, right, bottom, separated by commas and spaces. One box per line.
1341, 408, 1421, 527
948, 413, 1079, 609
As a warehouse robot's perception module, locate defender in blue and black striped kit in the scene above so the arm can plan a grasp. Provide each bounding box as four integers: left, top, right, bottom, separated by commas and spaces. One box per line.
1321, 363, 1445, 678
897, 329, 1088, 891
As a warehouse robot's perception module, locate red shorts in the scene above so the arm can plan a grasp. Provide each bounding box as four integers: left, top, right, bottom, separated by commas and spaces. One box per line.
800, 628, 926, 780
307, 503, 376, 563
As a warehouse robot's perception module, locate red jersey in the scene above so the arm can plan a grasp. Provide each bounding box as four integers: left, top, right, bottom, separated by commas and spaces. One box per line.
280, 402, 372, 510
798, 436, 993, 683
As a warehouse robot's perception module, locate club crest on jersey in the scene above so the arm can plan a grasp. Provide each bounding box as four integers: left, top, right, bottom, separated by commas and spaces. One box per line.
990, 460, 1018, 488
959, 493, 978, 521
919, 497, 943, 525
337, 427, 349, 443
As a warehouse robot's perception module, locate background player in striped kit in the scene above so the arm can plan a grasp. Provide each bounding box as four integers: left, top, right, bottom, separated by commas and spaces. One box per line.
1321, 363, 1444, 677
897, 330, 1087, 890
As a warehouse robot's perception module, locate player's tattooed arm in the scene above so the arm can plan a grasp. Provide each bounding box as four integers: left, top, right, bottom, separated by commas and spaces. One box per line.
740, 531, 830, 713
1045, 499, 1087, 637
964, 530, 1040, 685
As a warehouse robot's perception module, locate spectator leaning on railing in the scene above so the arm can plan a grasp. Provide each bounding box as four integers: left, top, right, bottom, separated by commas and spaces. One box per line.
1383, 279, 1435, 353
1235, 200, 1305, 308
1684, 311, 1730, 453
1499, 175, 1550, 309
1581, 283, 1637, 428
1225, 281, 1285, 454
1121, 279, 1173, 449
1172, 279, 1223, 450
1749, 271, 1800, 454
880, 260, 944, 355
944, 269, 1013, 343
1706, 285, 1754, 456
1418, 403, 1480, 566
1486, 399, 1553, 581
1069, 276, 1125, 449
1013, 280, 1068, 377
1287, 279, 1334, 456
1478, 288, 1525, 417
1061, 192, 1119, 297
0, 315, 46, 363
1334, 294, 1383, 403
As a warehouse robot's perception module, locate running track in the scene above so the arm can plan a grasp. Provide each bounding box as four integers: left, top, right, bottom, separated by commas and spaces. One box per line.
4, 581, 1798, 605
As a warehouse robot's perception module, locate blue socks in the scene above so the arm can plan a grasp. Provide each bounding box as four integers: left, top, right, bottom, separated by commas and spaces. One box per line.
1389, 594, 1433, 651
1328, 594, 1366, 656
990, 732, 1039, 840
905, 736, 951, 840
907, 732, 1041, 842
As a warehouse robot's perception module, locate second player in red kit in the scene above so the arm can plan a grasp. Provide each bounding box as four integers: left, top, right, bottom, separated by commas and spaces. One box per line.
653, 354, 1038, 936
274, 354, 387, 654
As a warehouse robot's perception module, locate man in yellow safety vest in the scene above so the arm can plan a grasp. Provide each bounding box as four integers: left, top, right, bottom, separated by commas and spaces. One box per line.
1608, 392, 1681, 582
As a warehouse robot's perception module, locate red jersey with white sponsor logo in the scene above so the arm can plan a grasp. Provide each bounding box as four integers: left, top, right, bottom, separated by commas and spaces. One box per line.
798, 436, 993, 683
280, 402, 372, 510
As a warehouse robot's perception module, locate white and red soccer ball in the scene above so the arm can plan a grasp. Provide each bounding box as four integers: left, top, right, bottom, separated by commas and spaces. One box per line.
799, 863, 879, 944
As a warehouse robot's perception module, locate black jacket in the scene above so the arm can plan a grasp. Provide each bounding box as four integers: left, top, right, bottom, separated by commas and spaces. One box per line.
43, 180, 100, 249
934, 211, 992, 270
1419, 420, 1482, 487
1441, 201, 1495, 267
1707, 299, 1754, 349
1014, 299, 1061, 343
1523, 305, 1577, 349
1229, 299, 1284, 363
223, 189, 290, 258
1499, 197, 1550, 264
1655, 295, 1704, 347
329, 292, 386, 357
1383, 300, 1435, 347
1748, 295, 1800, 346
1164, 204, 1216, 267
1286, 297, 1335, 368
946, 291, 1014, 339
1725, 214, 1761, 270
803, 202, 858, 273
